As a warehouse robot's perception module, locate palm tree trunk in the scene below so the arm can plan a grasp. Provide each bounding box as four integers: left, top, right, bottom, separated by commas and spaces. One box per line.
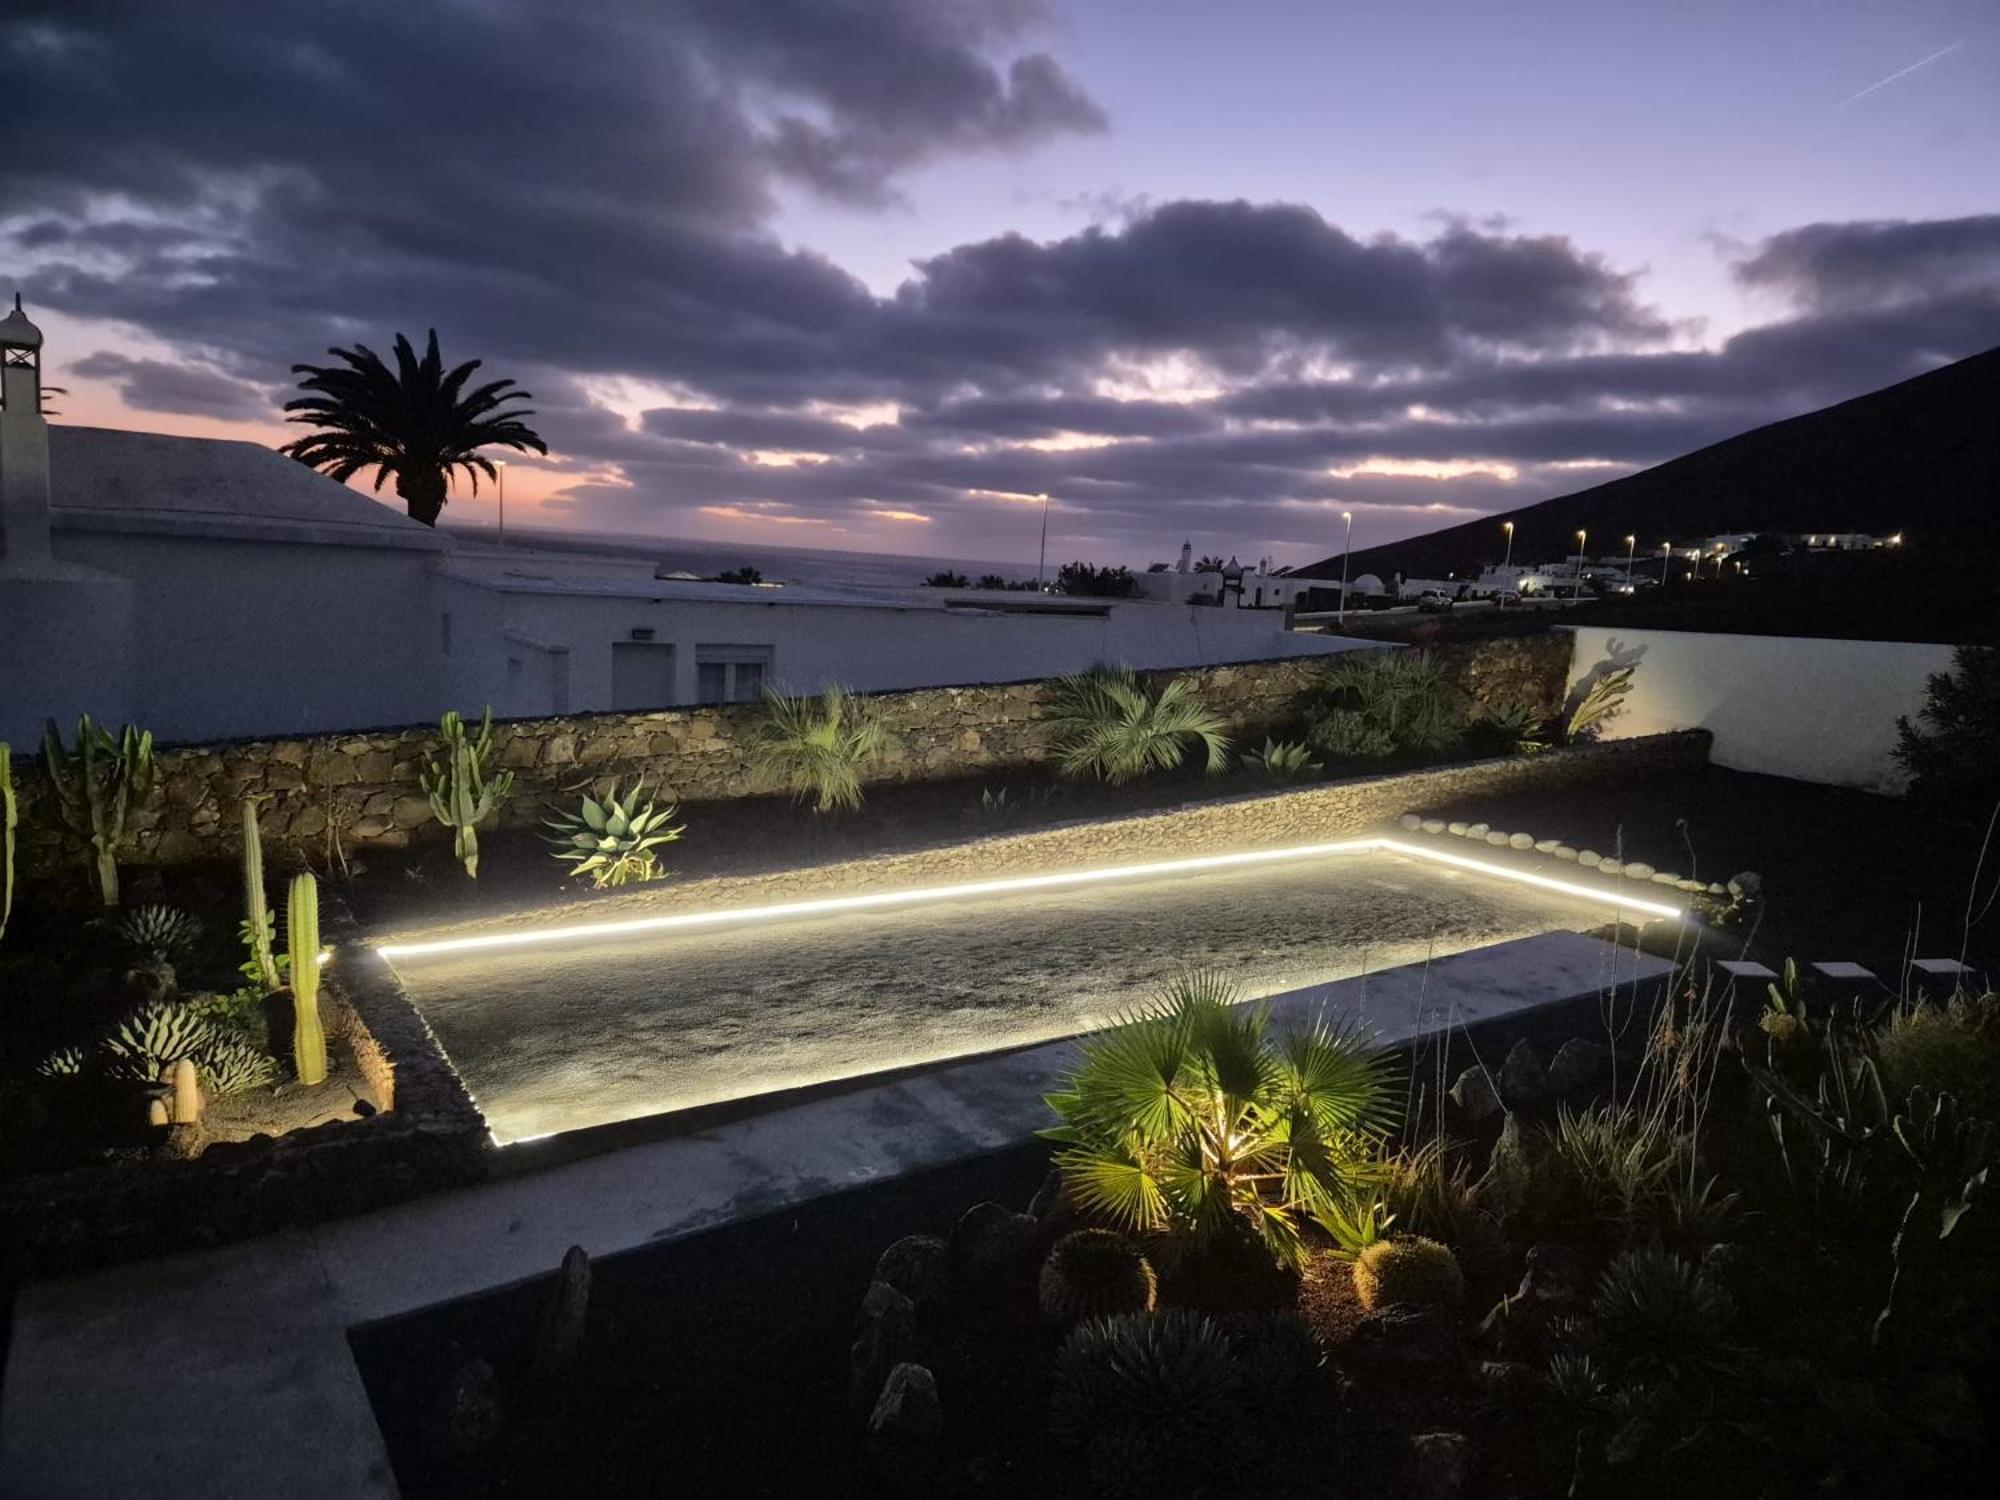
398, 470, 449, 527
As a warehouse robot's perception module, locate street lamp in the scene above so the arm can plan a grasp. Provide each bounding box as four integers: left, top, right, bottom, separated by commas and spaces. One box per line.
494, 459, 507, 548
1338, 510, 1354, 627
1572, 529, 1587, 603
1623, 534, 1635, 587
1658, 542, 1671, 586
1035, 492, 1050, 590
1502, 520, 1515, 574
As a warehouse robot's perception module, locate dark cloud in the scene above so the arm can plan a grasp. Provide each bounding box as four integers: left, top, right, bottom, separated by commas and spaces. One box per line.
67, 349, 271, 421
4, 3, 1995, 562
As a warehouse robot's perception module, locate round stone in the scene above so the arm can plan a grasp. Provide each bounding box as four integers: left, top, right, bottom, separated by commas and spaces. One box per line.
1509, 832, 1535, 850
1446, 821, 1469, 837
1486, 830, 1510, 846
1707, 882, 1728, 896
1652, 871, 1682, 885
1623, 861, 1655, 880
1677, 879, 1706, 893
1554, 845, 1579, 861
1421, 819, 1446, 834
1578, 850, 1602, 867
1534, 839, 1561, 854
1599, 859, 1625, 876
1398, 813, 1423, 830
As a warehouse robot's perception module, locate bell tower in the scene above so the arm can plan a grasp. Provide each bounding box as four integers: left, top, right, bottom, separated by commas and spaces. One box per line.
0, 293, 51, 563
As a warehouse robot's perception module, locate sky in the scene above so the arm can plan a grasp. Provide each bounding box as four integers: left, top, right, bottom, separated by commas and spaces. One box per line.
7, 0, 1998, 569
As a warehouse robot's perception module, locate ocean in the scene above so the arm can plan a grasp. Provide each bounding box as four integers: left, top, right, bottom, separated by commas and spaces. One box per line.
442, 523, 1042, 591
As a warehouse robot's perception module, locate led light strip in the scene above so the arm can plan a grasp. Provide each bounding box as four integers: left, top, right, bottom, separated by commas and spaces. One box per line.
374, 835, 1683, 961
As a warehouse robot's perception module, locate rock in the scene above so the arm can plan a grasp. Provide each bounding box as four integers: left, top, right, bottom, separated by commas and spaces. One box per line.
873, 1234, 948, 1303
160, 1122, 207, 1160
1726, 871, 1762, 902
1484, 830, 1510, 846
1677, 878, 1706, 893
1398, 813, 1423, 830
1476, 1359, 1536, 1409
947, 1202, 1036, 1284
1622, 861, 1655, 880
1599, 859, 1624, 876
850, 1285, 917, 1417
1578, 850, 1602, 867
1449, 1065, 1503, 1125
1554, 845, 1579, 861
1707, 882, 1728, 896
1652, 870, 1682, 885
1546, 1038, 1609, 1097
1700, 1241, 1752, 1305
1446, 821, 1468, 837
868, 1363, 942, 1496
857, 1279, 916, 1336
424, 1358, 502, 1461
1346, 1306, 1463, 1372
1508, 832, 1534, 849
1409, 1432, 1473, 1498
1497, 1038, 1545, 1109
390, 795, 432, 830
1421, 818, 1446, 834
1533, 837, 1560, 853
1466, 822, 1490, 839
1471, 1112, 1545, 1225
532, 1245, 591, 1380
1477, 1241, 1588, 1358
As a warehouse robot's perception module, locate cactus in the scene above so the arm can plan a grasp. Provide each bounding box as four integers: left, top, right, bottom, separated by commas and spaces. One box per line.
1038, 1229, 1159, 1324
241, 798, 282, 992
287, 871, 328, 1085
168, 1057, 202, 1125
420, 707, 515, 878
147, 1097, 170, 1128
1, 742, 16, 944
1352, 1234, 1466, 1311
533, 1245, 593, 1379
102, 1000, 215, 1080
40, 714, 157, 909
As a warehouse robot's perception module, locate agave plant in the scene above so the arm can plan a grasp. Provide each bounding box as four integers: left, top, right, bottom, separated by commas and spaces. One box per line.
1480, 703, 1549, 755
1041, 666, 1231, 784
544, 780, 685, 888
101, 1000, 216, 1080
194, 1035, 281, 1097
37, 1044, 87, 1079
749, 684, 885, 813
1041, 971, 1398, 1268
117, 903, 203, 960
1240, 738, 1322, 783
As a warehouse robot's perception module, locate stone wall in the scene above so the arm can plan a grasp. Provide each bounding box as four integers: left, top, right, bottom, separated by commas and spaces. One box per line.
13, 637, 1574, 872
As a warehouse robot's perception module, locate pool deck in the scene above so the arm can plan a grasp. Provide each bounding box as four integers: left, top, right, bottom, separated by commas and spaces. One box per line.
1, 930, 1674, 1499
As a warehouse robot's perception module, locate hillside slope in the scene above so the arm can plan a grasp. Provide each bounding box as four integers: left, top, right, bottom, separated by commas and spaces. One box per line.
1300, 346, 2000, 580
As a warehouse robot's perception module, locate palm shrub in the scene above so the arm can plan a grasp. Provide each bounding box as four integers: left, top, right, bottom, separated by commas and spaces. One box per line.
281, 329, 547, 527
1566, 665, 1636, 742
41, 714, 156, 908
1041, 971, 1398, 1268
420, 707, 515, 877
1300, 651, 1467, 761
1040, 666, 1231, 784
750, 684, 885, 813
543, 780, 684, 888
1039, 1229, 1159, 1324
1240, 737, 1322, 783
1351, 1235, 1465, 1310
1894, 644, 2000, 819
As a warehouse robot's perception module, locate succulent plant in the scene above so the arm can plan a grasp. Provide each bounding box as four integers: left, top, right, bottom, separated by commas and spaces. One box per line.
543, 780, 684, 889
37, 1044, 87, 1078
1592, 1246, 1730, 1379
1047, 1311, 1243, 1458
420, 707, 515, 877
194, 1035, 281, 1097
1038, 1229, 1158, 1324
1352, 1234, 1466, 1311
1240, 737, 1322, 783
102, 1000, 216, 1080
287, 872, 327, 1086
117, 903, 204, 960
40, 714, 157, 909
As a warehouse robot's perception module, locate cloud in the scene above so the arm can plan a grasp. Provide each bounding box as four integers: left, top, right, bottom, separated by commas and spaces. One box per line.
1733, 214, 2000, 310
66, 349, 271, 421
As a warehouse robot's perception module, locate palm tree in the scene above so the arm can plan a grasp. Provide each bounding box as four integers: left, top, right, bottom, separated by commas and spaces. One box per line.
1041, 665, 1232, 783
749, 684, 886, 813
1041, 972, 1399, 1267
281, 330, 547, 526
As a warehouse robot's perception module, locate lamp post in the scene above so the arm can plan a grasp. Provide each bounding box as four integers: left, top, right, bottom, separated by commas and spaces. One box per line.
1034, 491, 1050, 590
1623, 534, 1635, 588
1338, 510, 1354, 627
1659, 542, 1671, 586
1502, 519, 1514, 575
495, 459, 507, 548
1572, 529, 1587, 603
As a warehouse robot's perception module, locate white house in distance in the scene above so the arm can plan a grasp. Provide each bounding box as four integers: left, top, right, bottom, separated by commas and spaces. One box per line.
0, 302, 1368, 748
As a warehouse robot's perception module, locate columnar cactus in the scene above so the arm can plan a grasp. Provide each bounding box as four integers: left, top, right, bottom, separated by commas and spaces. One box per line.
241, 798, 281, 992
169, 1057, 203, 1125
40, 714, 157, 908
1, 742, 16, 944
287, 871, 328, 1085
420, 707, 515, 878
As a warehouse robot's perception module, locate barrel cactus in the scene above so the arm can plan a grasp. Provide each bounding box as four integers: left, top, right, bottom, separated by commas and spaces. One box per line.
102, 1000, 216, 1080
1352, 1234, 1466, 1311
1038, 1229, 1158, 1324
287, 872, 328, 1085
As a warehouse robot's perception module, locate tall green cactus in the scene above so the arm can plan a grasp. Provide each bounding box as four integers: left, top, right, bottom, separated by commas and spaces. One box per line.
40, 714, 156, 909
1, 743, 16, 945
420, 707, 515, 878
287, 871, 327, 1086
240, 798, 282, 992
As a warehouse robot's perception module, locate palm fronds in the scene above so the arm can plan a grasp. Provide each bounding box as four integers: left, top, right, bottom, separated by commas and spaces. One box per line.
1041, 666, 1232, 784
1301, 650, 1468, 759
749, 684, 885, 813
1567, 666, 1636, 742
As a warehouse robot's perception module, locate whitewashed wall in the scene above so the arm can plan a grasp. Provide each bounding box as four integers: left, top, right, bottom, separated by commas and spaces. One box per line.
1564, 624, 1953, 792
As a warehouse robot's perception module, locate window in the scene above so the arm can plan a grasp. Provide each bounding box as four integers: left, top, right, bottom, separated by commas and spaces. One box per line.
696, 644, 774, 703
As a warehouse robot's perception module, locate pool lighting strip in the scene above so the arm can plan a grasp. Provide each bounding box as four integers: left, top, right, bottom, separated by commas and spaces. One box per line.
374, 836, 1683, 961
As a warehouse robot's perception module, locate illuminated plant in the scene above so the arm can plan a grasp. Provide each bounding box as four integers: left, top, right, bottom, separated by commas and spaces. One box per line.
1479, 703, 1549, 755
240, 799, 282, 992
1, 742, 15, 944
1041, 970, 1398, 1268
40, 714, 157, 908
287, 872, 328, 1086
1038, 1229, 1159, 1325
420, 707, 515, 877
37, 1044, 86, 1078
1351, 1235, 1465, 1311
750, 684, 885, 813
1240, 738, 1322, 783
1301, 651, 1467, 761
1041, 666, 1232, 784
194, 1034, 280, 1098
1566, 665, 1636, 742
117, 903, 202, 962
102, 1000, 216, 1081
543, 780, 684, 888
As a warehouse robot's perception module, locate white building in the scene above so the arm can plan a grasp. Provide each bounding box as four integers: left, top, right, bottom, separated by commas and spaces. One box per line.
1129, 549, 1342, 612
0, 303, 1369, 748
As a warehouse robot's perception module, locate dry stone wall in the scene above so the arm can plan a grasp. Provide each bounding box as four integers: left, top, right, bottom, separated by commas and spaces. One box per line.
14, 637, 1573, 871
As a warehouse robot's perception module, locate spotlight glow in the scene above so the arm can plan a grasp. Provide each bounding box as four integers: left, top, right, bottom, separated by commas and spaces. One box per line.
374, 836, 1684, 962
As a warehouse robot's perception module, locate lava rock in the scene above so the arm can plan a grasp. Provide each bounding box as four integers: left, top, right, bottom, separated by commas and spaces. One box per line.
1497, 1039, 1546, 1109
532, 1245, 591, 1380
948, 1202, 1036, 1284
868, 1362, 942, 1496
873, 1234, 948, 1302
1449, 1065, 1503, 1125
1727, 871, 1762, 901
1346, 1305, 1464, 1372
1546, 1037, 1609, 1097
850, 1284, 917, 1418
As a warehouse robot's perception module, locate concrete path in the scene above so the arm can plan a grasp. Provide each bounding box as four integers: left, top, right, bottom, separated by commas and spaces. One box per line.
0, 931, 1673, 1500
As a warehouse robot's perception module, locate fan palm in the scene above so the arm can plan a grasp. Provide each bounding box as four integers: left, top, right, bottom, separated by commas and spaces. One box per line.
281, 330, 547, 526
749, 684, 886, 813
1302, 650, 1467, 759
1042, 666, 1232, 784
1041, 972, 1400, 1268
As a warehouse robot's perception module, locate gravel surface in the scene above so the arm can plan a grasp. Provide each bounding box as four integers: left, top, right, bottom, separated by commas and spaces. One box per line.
390, 849, 1607, 1141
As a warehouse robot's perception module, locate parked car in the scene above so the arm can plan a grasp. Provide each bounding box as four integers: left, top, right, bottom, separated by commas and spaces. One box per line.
1415, 589, 1455, 613
1495, 589, 1523, 608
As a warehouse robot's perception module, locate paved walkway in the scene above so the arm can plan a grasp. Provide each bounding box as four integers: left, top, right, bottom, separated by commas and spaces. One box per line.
0, 931, 1673, 1499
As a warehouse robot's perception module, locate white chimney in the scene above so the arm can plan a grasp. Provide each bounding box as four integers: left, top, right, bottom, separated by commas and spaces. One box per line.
0, 293, 52, 564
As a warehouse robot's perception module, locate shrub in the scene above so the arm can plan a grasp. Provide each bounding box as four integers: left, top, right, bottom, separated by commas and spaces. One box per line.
1592, 1246, 1730, 1380
1474, 702, 1549, 755
1041, 666, 1231, 784
1047, 1312, 1242, 1466
1550, 1103, 1688, 1234
1042, 971, 1397, 1268
1894, 644, 2000, 819
1054, 561, 1139, 598
116, 904, 203, 961
1352, 1235, 1465, 1310
102, 1000, 216, 1081
185, 986, 271, 1044
921, 570, 969, 588
1240, 737, 1322, 783
1876, 994, 2000, 1123
1301, 651, 1467, 761
544, 780, 684, 888
750, 684, 884, 813
1039, 1229, 1158, 1324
